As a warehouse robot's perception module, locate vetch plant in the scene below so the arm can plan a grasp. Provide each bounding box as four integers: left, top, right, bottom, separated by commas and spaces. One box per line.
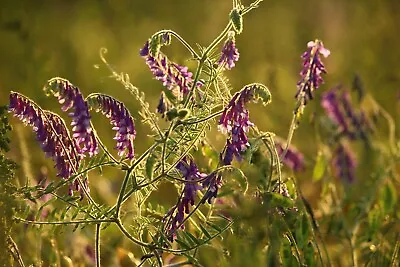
4, 1, 400, 266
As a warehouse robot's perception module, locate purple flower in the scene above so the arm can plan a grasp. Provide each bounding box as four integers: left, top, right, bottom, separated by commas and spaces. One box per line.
218, 85, 255, 164
164, 157, 205, 240
340, 90, 369, 140
140, 41, 196, 96
43, 78, 98, 157
8, 93, 81, 180
296, 40, 330, 104
274, 139, 305, 172
321, 86, 371, 140
88, 94, 136, 159
218, 32, 240, 70
332, 143, 357, 183
321, 86, 348, 133
175, 157, 205, 212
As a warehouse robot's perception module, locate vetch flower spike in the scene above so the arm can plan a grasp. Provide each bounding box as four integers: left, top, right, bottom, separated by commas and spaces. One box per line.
140, 40, 197, 97
218, 31, 240, 70
295, 40, 330, 105
164, 157, 205, 240
43, 77, 98, 157
87, 94, 136, 159
332, 143, 357, 183
218, 83, 270, 164
321, 85, 348, 134
321, 86, 371, 140
8, 93, 82, 182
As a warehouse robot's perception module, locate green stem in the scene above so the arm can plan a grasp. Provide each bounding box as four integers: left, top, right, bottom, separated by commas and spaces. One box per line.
180, 110, 224, 125
113, 143, 158, 218
115, 170, 132, 218
115, 218, 151, 248
95, 223, 101, 267
280, 115, 297, 161
15, 217, 114, 225
153, 30, 199, 59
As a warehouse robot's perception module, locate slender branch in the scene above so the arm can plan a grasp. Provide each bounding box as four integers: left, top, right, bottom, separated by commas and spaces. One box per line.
115, 218, 151, 248
95, 223, 102, 267
15, 217, 114, 225
152, 30, 199, 59
7, 236, 25, 267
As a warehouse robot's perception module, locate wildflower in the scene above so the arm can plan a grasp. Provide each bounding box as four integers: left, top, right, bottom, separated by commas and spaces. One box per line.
218, 31, 240, 70
295, 40, 330, 104
175, 157, 205, 212
8, 93, 80, 179
218, 85, 254, 163
88, 94, 136, 159
340, 90, 369, 140
321, 86, 370, 140
321, 86, 348, 133
332, 143, 357, 183
164, 157, 205, 240
274, 138, 305, 172
43, 78, 98, 157
140, 41, 195, 96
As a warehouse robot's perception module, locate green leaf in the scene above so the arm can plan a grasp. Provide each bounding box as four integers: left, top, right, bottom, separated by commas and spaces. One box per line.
145, 154, 156, 180
206, 221, 222, 232
229, 8, 243, 34
175, 233, 191, 250
199, 224, 212, 239
263, 192, 294, 209
184, 231, 201, 245
312, 150, 327, 181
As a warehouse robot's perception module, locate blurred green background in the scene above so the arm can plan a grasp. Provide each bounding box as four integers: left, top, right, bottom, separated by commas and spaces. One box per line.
0, 0, 399, 265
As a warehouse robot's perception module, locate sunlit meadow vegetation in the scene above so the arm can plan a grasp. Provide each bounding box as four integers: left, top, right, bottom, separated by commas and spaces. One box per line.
0, 0, 399, 266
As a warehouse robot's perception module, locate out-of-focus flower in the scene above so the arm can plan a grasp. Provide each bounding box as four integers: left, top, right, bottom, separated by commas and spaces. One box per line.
8, 93, 81, 180
88, 94, 136, 159
321, 86, 348, 133
296, 40, 330, 104
140, 41, 197, 97
43, 78, 98, 157
321, 86, 371, 140
340, 90, 370, 140
218, 31, 240, 70
274, 138, 305, 172
332, 143, 357, 183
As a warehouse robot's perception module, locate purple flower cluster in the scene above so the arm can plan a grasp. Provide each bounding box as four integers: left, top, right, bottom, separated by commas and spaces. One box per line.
9, 93, 80, 179
295, 40, 330, 104
321, 86, 370, 140
140, 41, 195, 96
274, 139, 305, 172
332, 143, 357, 183
44, 78, 98, 157
88, 95, 136, 159
165, 157, 205, 240
218, 32, 240, 70
218, 86, 255, 165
